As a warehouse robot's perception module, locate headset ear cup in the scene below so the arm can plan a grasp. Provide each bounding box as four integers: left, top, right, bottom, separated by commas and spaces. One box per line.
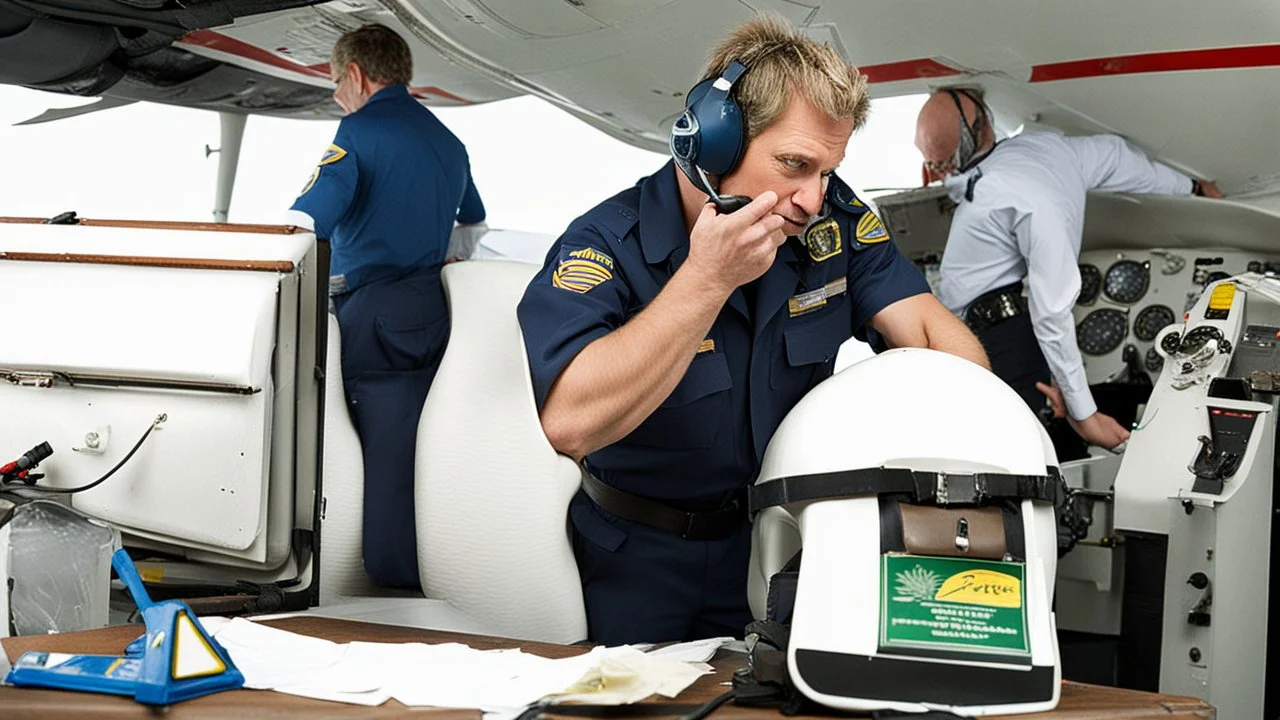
691, 94, 745, 176
677, 76, 746, 177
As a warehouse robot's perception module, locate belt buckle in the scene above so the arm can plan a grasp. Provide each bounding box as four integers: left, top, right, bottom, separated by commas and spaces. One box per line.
681, 511, 705, 540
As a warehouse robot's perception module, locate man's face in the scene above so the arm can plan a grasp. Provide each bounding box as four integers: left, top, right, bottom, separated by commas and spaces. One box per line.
331, 63, 364, 115
719, 94, 855, 238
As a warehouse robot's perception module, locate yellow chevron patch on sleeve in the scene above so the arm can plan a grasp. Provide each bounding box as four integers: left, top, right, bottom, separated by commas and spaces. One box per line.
856, 211, 889, 244
552, 249, 614, 294
319, 144, 347, 165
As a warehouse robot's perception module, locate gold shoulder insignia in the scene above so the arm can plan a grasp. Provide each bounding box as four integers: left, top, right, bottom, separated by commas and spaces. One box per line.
298, 143, 348, 196
552, 247, 615, 294
803, 217, 842, 262
299, 167, 320, 196
855, 211, 889, 244
319, 144, 347, 166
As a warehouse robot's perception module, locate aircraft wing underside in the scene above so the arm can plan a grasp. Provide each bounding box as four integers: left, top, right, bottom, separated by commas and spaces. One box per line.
3, 0, 1280, 193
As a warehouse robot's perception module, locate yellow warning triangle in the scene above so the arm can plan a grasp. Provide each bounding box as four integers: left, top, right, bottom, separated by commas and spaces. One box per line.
171, 612, 227, 680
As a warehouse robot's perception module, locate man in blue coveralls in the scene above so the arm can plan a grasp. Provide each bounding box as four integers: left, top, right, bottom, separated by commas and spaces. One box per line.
517, 14, 990, 645
287, 24, 486, 589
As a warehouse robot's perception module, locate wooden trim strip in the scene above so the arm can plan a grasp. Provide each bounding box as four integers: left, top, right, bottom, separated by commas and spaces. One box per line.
0, 217, 302, 234
0, 252, 295, 273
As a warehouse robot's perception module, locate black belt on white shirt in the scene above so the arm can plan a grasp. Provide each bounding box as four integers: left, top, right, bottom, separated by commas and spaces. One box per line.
964, 282, 1028, 334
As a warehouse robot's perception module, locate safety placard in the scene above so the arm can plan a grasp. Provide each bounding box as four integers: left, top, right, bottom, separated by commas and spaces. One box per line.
879, 554, 1029, 657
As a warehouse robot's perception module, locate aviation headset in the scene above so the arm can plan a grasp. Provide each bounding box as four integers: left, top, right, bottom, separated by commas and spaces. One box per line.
945, 87, 991, 172
669, 60, 753, 213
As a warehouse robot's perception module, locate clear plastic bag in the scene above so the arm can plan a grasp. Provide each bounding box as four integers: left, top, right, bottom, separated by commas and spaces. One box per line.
7, 499, 119, 635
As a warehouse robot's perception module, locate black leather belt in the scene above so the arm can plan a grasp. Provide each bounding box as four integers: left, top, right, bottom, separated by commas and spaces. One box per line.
964, 282, 1028, 334
580, 472, 746, 540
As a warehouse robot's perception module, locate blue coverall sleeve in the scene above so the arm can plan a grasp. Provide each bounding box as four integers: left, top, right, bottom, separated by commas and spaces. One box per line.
456, 168, 486, 224
845, 209, 931, 341
290, 120, 360, 240
517, 231, 631, 410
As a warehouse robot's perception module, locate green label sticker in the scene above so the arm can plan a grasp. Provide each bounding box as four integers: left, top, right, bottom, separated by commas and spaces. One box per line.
880, 555, 1029, 657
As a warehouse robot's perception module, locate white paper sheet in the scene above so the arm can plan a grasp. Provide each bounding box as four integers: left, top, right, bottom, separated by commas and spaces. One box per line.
203, 616, 717, 711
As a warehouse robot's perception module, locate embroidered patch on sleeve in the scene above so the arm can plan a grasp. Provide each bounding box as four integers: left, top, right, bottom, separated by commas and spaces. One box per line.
552, 247, 615, 294
319, 144, 347, 165
299, 167, 320, 196
298, 144, 348, 196
855, 210, 890, 244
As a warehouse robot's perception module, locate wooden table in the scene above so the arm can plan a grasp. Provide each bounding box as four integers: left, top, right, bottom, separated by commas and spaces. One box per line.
0, 617, 1214, 719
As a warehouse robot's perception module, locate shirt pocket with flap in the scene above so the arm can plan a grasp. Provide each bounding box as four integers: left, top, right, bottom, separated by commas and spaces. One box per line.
622, 351, 733, 449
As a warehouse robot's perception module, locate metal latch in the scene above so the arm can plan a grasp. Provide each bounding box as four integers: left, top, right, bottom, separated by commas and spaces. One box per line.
935, 472, 984, 505
0, 369, 54, 388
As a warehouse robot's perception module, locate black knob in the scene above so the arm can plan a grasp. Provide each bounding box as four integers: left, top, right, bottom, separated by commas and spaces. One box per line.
1188, 572, 1210, 589
1189, 647, 1202, 663
1188, 610, 1211, 627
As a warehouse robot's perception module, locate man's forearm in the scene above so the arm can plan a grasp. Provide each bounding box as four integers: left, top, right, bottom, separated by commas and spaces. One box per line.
926, 307, 990, 369
540, 266, 731, 459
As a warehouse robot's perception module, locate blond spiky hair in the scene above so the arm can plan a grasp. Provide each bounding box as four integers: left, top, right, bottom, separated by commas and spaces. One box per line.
700, 12, 869, 140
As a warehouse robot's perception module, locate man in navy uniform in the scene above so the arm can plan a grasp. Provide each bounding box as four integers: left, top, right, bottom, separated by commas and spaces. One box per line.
517, 14, 989, 645
287, 24, 486, 589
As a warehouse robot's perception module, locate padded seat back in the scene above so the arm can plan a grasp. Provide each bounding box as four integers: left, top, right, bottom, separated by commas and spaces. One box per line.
416, 260, 586, 643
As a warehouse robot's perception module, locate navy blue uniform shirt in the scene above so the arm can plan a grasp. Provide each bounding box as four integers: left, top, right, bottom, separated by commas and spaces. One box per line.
291, 84, 485, 294
517, 161, 929, 501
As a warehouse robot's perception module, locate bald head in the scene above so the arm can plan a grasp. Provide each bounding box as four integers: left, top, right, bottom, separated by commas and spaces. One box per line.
915, 89, 993, 178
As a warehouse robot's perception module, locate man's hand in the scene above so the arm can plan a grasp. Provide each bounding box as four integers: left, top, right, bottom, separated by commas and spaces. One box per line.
684, 191, 786, 295
1068, 411, 1130, 450
1196, 179, 1224, 198
1035, 381, 1066, 419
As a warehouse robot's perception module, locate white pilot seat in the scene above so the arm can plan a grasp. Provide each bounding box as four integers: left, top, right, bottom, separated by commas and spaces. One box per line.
318, 313, 383, 600
415, 260, 587, 644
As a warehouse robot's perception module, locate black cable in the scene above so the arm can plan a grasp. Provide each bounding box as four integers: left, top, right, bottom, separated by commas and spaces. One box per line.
29, 414, 166, 494
679, 689, 735, 720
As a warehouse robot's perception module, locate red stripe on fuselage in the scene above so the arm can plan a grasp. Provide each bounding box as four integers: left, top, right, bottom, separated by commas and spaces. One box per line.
1030, 43, 1280, 82
860, 58, 961, 83
183, 30, 330, 80
180, 30, 471, 104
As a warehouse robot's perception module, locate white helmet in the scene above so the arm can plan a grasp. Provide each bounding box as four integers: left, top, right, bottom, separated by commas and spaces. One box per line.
746, 348, 1062, 716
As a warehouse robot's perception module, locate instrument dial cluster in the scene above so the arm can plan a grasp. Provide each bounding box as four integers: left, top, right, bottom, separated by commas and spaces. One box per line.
1077, 308, 1129, 356
1179, 325, 1224, 355
1103, 260, 1151, 304
1133, 304, 1176, 342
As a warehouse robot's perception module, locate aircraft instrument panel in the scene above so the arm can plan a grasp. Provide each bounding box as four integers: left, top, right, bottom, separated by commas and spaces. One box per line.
1074, 249, 1280, 385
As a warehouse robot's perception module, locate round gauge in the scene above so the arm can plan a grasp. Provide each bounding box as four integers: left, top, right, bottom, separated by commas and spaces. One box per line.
1160, 330, 1183, 355
1078, 264, 1102, 305
1133, 304, 1176, 342
1104, 260, 1151, 304
1144, 347, 1164, 372
1178, 325, 1223, 355
1077, 308, 1128, 356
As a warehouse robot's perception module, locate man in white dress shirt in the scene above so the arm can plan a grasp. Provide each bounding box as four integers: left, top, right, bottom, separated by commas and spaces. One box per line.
916, 88, 1222, 459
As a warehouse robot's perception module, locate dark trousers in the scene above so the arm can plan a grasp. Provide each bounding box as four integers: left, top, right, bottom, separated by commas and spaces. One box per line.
332, 266, 449, 589
568, 491, 754, 645
977, 313, 1089, 463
